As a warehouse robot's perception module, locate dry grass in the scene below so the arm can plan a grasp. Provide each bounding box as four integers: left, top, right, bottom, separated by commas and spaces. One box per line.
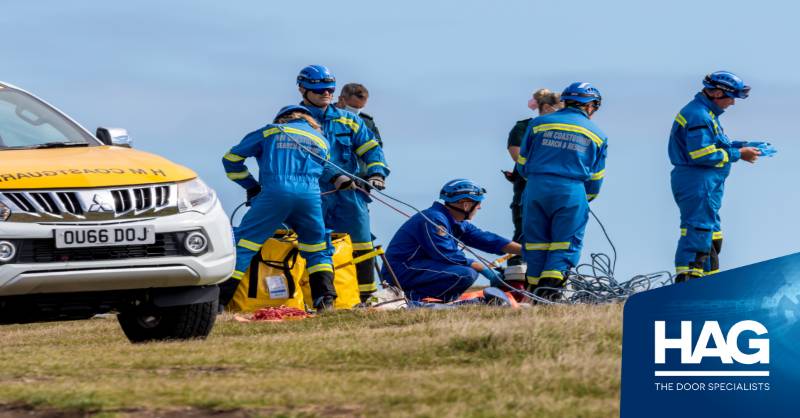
0, 304, 623, 417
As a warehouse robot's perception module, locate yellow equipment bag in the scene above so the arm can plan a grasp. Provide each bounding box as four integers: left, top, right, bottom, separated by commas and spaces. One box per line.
227, 233, 306, 312
299, 233, 361, 310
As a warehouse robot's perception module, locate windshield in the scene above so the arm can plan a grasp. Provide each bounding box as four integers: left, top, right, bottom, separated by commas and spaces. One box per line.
0, 86, 97, 150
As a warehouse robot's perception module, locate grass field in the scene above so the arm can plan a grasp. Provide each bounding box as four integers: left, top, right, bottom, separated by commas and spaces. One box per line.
0, 304, 623, 417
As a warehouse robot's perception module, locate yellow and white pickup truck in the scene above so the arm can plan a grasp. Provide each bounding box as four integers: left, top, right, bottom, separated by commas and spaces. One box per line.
0, 81, 234, 342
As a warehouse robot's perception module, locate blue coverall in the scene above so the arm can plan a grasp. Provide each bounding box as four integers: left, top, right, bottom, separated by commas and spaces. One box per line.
222, 120, 335, 286
668, 92, 747, 278
517, 107, 608, 286
305, 104, 390, 295
381, 202, 510, 301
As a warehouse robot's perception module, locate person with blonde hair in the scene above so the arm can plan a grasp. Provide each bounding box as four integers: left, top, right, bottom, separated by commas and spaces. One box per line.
218, 105, 336, 310
503, 88, 562, 265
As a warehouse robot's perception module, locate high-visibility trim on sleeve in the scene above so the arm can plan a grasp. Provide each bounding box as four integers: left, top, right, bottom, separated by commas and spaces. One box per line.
307, 263, 334, 274
367, 162, 387, 169
298, 241, 327, 253
540, 270, 564, 281
237, 239, 262, 251
689, 144, 718, 159
533, 123, 604, 147
712, 231, 723, 240
359, 283, 378, 292
231, 270, 245, 280
590, 169, 605, 181
714, 149, 729, 167
675, 113, 687, 127
227, 170, 251, 180
263, 127, 329, 151
224, 152, 245, 162
517, 156, 527, 165
352, 241, 375, 251
355, 139, 380, 156
332, 117, 360, 132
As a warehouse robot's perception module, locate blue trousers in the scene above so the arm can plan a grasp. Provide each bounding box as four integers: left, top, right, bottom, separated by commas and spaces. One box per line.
322, 188, 373, 250
522, 175, 589, 285
389, 259, 478, 302
232, 182, 333, 281
671, 166, 727, 277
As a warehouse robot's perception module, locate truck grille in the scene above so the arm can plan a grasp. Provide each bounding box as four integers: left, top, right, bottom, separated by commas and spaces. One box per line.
14, 233, 188, 263
0, 185, 177, 222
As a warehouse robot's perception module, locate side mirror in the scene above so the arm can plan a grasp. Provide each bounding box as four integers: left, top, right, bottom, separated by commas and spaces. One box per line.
96, 127, 133, 148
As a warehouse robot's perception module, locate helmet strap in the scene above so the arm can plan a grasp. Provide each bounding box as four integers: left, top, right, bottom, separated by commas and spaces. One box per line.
445, 201, 478, 220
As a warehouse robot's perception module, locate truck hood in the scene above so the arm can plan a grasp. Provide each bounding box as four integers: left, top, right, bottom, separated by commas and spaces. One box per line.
0, 146, 197, 190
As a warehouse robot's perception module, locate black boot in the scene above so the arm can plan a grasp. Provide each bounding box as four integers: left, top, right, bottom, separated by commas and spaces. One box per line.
353, 250, 377, 303
309, 270, 337, 312
534, 277, 564, 301
218, 277, 241, 308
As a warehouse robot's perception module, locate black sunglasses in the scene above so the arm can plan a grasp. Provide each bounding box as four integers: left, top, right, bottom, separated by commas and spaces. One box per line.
309, 88, 335, 95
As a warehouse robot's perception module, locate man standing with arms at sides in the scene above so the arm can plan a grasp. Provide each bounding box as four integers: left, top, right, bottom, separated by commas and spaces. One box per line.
297, 65, 390, 304
668, 71, 760, 283
335, 83, 382, 146
517, 82, 607, 300
503, 88, 562, 265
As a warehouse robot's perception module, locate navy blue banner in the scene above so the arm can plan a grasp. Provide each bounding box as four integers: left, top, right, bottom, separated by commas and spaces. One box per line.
621, 253, 800, 417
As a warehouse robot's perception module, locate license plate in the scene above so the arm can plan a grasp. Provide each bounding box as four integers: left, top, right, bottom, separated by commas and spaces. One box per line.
54, 225, 156, 248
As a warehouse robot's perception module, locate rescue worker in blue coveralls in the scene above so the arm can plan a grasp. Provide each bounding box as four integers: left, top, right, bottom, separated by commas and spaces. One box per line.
518, 82, 608, 299
669, 71, 760, 283
296, 65, 390, 303
381, 179, 522, 302
219, 105, 337, 311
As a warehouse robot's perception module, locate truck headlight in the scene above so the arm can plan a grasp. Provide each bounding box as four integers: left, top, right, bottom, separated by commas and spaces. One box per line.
177, 178, 217, 214
0, 201, 10, 221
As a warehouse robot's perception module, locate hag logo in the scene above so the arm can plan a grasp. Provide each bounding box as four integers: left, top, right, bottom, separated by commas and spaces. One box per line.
653, 320, 769, 377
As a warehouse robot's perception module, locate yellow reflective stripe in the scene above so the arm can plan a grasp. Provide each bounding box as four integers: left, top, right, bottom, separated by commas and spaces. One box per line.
237, 239, 261, 251
352, 241, 375, 251
548, 242, 570, 251
676, 266, 690, 273
227, 170, 250, 180
231, 270, 245, 280
298, 241, 327, 252
540, 270, 564, 280
676, 266, 703, 276
533, 123, 604, 147
355, 139, 379, 156
590, 169, 605, 181
714, 149, 729, 168
366, 162, 387, 169
525, 242, 550, 251
706, 269, 720, 276
681, 228, 687, 237
517, 156, 527, 165
263, 127, 329, 152
675, 113, 687, 127
527, 276, 540, 285
586, 193, 598, 200
307, 263, 333, 274
224, 152, 245, 162
708, 111, 720, 135
712, 231, 723, 240
689, 144, 718, 159
359, 283, 378, 292
332, 117, 360, 132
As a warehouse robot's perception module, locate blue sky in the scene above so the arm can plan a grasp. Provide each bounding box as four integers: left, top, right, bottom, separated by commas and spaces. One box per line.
2, 0, 797, 281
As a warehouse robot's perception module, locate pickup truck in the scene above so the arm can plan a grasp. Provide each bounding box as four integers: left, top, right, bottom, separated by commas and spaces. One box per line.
0, 81, 235, 342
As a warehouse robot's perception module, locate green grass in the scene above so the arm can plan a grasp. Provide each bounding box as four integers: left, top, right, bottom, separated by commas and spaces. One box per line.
0, 304, 623, 417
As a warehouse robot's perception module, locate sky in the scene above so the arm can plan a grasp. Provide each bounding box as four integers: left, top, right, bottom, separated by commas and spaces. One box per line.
1, 0, 798, 282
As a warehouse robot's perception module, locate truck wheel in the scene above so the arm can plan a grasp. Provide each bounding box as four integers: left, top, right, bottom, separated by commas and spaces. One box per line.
117, 299, 218, 343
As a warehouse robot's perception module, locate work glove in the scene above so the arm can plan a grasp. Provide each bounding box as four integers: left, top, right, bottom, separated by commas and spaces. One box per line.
245, 185, 261, 207
750, 142, 777, 157
367, 175, 386, 191
332, 175, 355, 191
478, 267, 503, 288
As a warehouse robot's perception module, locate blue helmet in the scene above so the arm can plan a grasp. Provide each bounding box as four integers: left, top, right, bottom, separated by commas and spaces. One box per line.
703, 71, 750, 99
297, 65, 336, 90
561, 82, 602, 106
274, 105, 312, 122
439, 179, 486, 203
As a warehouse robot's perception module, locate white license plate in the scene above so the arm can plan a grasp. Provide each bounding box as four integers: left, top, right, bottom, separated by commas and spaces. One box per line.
54, 225, 156, 248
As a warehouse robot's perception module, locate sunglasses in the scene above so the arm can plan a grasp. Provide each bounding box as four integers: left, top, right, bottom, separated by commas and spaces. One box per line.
309, 88, 335, 95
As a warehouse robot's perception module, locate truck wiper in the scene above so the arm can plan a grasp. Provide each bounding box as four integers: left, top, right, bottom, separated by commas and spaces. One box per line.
31, 141, 90, 149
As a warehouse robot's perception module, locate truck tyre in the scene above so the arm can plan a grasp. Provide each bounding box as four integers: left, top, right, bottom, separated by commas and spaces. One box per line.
117, 299, 218, 343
